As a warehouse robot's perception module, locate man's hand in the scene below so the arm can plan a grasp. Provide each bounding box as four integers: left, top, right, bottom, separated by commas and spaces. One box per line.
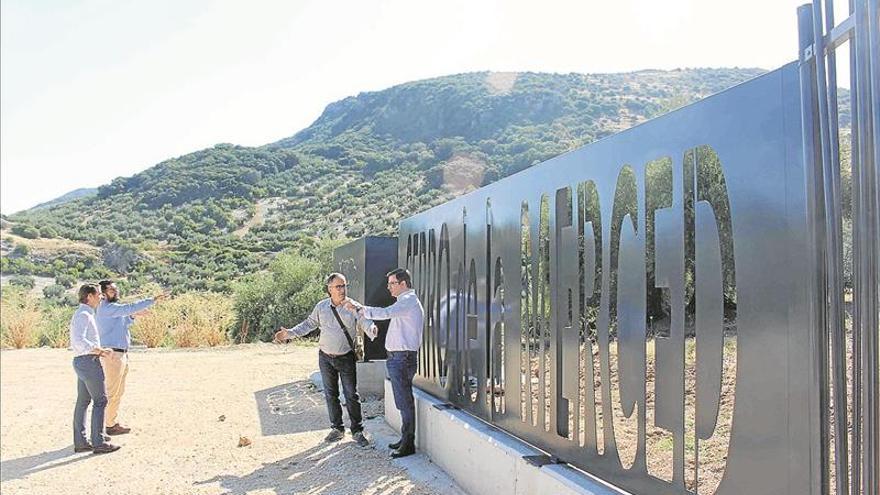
344, 298, 363, 313
273, 328, 290, 344
366, 324, 379, 341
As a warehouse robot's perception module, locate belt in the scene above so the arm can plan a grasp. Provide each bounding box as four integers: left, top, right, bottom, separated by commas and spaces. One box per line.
320, 350, 353, 358
111, 348, 128, 353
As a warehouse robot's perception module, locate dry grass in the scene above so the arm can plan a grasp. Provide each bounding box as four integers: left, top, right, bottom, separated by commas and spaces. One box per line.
0, 232, 99, 257
131, 292, 234, 348
38, 305, 71, 348
0, 289, 42, 349
131, 309, 170, 347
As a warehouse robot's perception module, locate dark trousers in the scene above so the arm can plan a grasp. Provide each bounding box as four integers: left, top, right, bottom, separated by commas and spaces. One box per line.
72, 355, 108, 448
386, 350, 418, 444
318, 350, 363, 433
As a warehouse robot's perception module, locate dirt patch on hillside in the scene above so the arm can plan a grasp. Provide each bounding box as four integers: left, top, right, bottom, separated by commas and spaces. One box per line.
0, 232, 99, 258
438, 154, 487, 194
484, 72, 518, 95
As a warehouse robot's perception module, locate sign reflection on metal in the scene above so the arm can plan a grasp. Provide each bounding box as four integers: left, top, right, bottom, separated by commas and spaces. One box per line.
399, 63, 817, 495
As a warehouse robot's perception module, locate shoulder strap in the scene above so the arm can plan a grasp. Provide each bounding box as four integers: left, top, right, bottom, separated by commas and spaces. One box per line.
329, 305, 356, 352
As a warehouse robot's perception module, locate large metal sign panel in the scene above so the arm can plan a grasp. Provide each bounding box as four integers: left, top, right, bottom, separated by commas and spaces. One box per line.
399, 63, 816, 495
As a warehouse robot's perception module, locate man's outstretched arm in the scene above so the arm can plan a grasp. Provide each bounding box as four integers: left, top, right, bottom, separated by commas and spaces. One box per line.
99, 298, 156, 318
274, 304, 320, 342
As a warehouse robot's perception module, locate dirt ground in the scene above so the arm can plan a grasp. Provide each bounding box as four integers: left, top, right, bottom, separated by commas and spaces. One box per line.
0, 343, 466, 495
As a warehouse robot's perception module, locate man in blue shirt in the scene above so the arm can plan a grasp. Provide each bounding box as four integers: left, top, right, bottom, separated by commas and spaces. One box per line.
96, 280, 166, 436
70, 284, 120, 454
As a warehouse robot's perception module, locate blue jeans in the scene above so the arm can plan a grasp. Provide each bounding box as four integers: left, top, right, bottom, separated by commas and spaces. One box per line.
386, 350, 418, 442
73, 355, 108, 448
318, 350, 363, 433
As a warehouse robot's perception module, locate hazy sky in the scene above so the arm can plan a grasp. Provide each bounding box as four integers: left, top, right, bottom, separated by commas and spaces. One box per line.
1, 0, 831, 214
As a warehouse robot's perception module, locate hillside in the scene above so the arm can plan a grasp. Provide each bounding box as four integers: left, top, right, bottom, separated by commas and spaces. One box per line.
28, 187, 98, 212
3, 68, 768, 293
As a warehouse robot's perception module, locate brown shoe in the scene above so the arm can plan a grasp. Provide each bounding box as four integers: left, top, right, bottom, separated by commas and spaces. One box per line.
105, 424, 131, 435
92, 443, 121, 454
73, 443, 93, 453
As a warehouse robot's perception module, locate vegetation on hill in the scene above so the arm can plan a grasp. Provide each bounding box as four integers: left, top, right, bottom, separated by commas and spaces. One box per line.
28, 187, 98, 211
3, 68, 799, 345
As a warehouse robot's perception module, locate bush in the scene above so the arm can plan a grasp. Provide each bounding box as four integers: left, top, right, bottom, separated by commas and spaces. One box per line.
0, 289, 41, 348
168, 293, 234, 347
131, 292, 234, 348
130, 310, 168, 348
9, 275, 35, 290
95, 232, 117, 247
39, 305, 71, 348
232, 251, 324, 343
11, 244, 29, 257
10, 224, 39, 239
55, 274, 76, 289
40, 225, 59, 238
43, 283, 66, 300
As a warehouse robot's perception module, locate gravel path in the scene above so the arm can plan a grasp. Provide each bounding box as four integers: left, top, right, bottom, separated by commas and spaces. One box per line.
0, 344, 466, 495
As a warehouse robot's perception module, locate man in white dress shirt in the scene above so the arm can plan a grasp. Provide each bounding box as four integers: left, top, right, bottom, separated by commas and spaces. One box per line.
347, 268, 424, 458
69, 284, 120, 454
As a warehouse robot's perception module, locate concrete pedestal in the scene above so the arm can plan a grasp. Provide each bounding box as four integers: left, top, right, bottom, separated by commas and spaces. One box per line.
384, 379, 628, 495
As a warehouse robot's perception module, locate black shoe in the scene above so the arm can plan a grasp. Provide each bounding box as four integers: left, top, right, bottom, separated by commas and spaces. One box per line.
391, 444, 416, 458
388, 439, 402, 450
324, 429, 344, 443
92, 443, 121, 454
73, 444, 93, 453
352, 431, 371, 448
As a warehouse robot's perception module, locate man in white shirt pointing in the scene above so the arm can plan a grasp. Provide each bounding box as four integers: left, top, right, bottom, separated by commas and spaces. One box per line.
347, 268, 424, 458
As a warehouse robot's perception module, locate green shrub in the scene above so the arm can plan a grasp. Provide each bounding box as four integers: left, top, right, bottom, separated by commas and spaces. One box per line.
11, 224, 39, 239
43, 283, 66, 300
9, 275, 35, 289
232, 251, 324, 343
11, 244, 29, 257
55, 274, 76, 288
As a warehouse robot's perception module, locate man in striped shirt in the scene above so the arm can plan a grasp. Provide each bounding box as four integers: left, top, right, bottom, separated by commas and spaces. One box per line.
274, 273, 377, 448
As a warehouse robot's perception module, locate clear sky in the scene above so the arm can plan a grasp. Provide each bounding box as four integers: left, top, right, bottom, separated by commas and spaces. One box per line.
1, 0, 838, 214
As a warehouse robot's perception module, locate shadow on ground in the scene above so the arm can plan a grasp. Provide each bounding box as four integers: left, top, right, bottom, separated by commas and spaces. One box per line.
0, 445, 93, 482
194, 441, 414, 495
255, 380, 330, 436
